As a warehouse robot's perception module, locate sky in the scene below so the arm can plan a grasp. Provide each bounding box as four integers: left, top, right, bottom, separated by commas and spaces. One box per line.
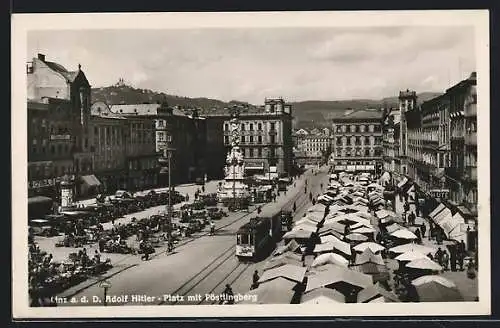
27, 27, 476, 104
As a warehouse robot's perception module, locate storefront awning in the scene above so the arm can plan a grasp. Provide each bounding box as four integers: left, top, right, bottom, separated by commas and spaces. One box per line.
28, 195, 53, 205
428, 203, 446, 220
81, 175, 101, 187
397, 177, 408, 188
245, 163, 265, 170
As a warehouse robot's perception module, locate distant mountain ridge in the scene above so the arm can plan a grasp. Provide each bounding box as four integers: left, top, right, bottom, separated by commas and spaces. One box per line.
90, 83, 442, 129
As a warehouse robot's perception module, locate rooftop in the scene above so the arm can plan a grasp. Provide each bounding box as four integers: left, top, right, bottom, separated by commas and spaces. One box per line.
331, 109, 384, 121
109, 104, 187, 117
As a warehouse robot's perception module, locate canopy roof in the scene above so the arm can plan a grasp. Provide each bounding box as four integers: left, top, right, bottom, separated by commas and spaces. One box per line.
412, 275, 456, 288
389, 243, 436, 255
414, 281, 464, 302
283, 229, 313, 240
305, 266, 373, 293
311, 252, 349, 268
390, 228, 417, 240
354, 248, 385, 266
301, 287, 346, 304
353, 242, 385, 253
395, 250, 428, 262
240, 277, 297, 304
258, 264, 307, 284
407, 257, 443, 271
357, 282, 400, 303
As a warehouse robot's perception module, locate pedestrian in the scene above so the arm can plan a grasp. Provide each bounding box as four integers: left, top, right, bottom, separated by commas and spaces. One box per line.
427, 252, 434, 261
421, 224, 427, 239
221, 284, 234, 305
251, 270, 260, 290
442, 250, 449, 271
435, 247, 443, 266
436, 229, 443, 245
467, 259, 476, 279
415, 228, 422, 244
98, 238, 106, 252
458, 240, 466, 271
293, 202, 296, 213
350, 247, 356, 265
450, 245, 457, 272
408, 212, 416, 226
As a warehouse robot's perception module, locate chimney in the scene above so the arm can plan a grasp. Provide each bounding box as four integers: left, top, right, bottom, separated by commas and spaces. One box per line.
38, 53, 46, 62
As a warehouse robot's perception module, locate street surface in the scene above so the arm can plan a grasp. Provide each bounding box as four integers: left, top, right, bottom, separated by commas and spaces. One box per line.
55, 167, 330, 306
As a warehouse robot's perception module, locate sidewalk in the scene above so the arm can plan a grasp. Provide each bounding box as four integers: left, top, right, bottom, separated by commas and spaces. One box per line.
392, 194, 478, 301
74, 180, 222, 207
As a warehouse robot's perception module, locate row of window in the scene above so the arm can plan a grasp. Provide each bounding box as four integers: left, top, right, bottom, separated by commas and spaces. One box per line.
31, 142, 72, 156
335, 149, 382, 157
224, 122, 277, 132
335, 136, 381, 146
334, 124, 378, 134
224, 135, 276, 145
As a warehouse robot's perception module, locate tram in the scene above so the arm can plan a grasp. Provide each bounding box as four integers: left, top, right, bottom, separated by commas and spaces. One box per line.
236, 207, 282, 261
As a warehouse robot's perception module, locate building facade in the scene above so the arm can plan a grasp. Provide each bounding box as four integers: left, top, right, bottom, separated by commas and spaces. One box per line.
447, 72, 477, 216
27, 53, 94, 199
381, 108, 401, 175
292, 127, 333, 166
331, 109, 384, 174
106, 103, 206, 186
383, 72, 477, 222
207, 98, 293, 177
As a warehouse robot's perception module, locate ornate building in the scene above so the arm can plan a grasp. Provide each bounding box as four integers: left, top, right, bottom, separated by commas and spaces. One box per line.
447, 72, 477, 217
204, 98, 293, 178
27, 53, 94, 199
381, 108, 401, 177
331, 109, 384, 174
292, 127, 333, 165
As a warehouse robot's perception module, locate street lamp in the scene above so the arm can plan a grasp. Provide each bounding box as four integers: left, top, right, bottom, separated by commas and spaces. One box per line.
164, 134, 175, 244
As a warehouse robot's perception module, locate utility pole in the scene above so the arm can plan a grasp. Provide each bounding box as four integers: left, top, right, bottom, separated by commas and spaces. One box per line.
164, 134, 175, 245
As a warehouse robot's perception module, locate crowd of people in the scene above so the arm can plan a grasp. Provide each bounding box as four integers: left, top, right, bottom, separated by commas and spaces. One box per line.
29, 241, 112, 307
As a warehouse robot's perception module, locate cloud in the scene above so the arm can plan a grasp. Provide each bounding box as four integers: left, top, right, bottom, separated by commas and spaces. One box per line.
27, 26, 475, 104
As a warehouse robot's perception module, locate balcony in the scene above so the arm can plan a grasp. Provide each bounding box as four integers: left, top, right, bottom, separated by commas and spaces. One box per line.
465, 132, 477, 146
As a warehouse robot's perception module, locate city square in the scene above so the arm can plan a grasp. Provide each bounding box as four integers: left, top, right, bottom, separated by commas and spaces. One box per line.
14, 12, 488, 317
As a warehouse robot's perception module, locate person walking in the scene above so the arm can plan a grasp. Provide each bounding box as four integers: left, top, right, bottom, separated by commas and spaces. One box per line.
293, 202, 296, 213
221, 284, 234, 305
403, 201, 410, 224
415, 228, 422, 244
421, 224, 427, 239
435, 247, 443, 266
251, 270, 260, 290
458, 240, 466, 271
442, 250, 449, 271
450, 245, 457, 272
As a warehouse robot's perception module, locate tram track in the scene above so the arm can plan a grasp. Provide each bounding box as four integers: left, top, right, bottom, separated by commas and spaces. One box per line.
155, 175, 314, 306
158, 243, 236, 305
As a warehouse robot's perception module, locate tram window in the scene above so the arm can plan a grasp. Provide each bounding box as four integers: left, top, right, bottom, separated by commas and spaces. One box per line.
239, 234, 249, 244
237, 234, 241, 244
249, 234, 254, 245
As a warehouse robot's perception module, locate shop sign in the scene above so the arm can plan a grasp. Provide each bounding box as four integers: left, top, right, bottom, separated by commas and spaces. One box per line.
429, 189, 450, 199
50, 134, 71, 141
346, 165, 356, 172
29, 178, 56, 189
